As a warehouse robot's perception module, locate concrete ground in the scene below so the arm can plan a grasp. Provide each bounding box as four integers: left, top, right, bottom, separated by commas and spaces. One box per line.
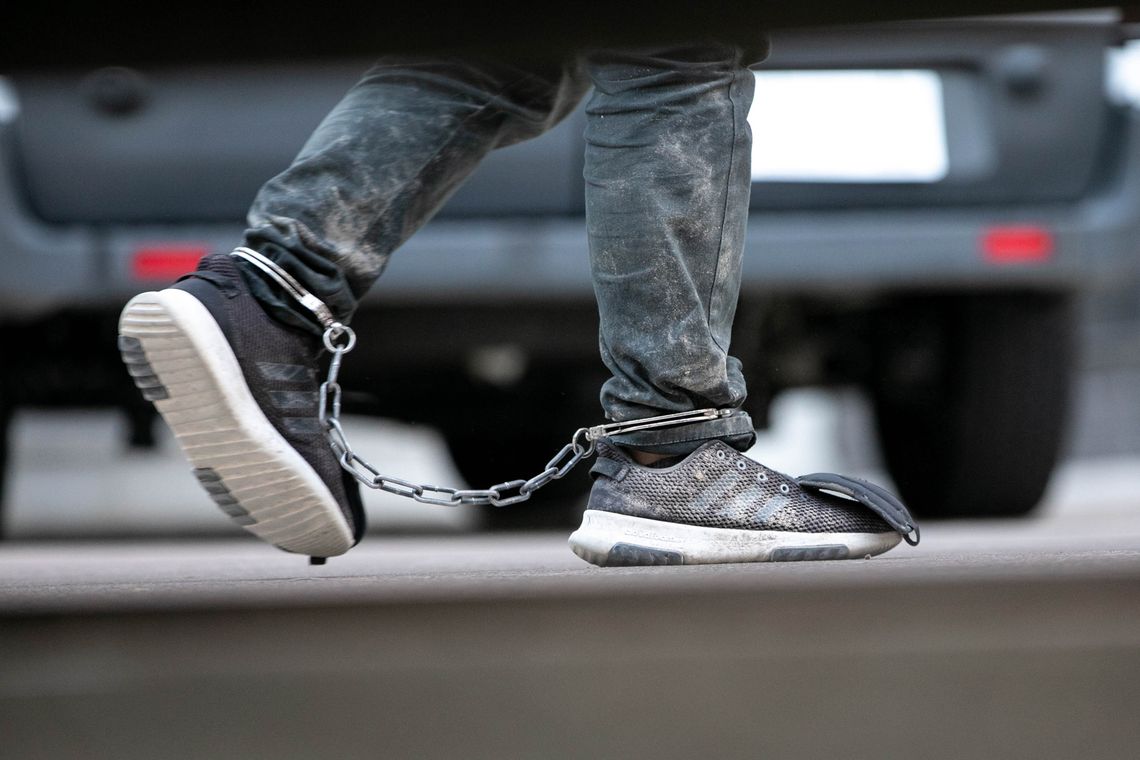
2, 388, 1139, 759
2, 515, 1138, 759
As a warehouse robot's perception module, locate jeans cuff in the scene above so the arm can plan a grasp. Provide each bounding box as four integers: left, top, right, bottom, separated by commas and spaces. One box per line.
607, 409, 756, 456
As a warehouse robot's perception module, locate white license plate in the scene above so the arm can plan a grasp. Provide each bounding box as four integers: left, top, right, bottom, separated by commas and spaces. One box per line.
749, 69, 948, 183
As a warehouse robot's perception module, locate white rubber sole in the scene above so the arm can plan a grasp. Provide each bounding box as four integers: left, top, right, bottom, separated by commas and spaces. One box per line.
568, 509, 902, 566
119, 290, 354, 557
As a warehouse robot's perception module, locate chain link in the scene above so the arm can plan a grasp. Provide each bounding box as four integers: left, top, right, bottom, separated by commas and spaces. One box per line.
319, 323, 594, 507
317, 324, 733, 508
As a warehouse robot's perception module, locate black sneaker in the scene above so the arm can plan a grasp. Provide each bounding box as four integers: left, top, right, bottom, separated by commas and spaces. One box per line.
569, 439, 917, 566
117, 253, 364, 558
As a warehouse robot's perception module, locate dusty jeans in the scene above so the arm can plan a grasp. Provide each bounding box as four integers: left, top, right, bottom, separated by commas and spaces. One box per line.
242, 45, 757, 454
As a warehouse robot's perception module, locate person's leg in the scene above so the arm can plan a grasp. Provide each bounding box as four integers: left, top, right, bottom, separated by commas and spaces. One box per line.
570, 45, 920, 565
119, 56, 589, 558
242, 55, 590, 334
583, 45, 757, 456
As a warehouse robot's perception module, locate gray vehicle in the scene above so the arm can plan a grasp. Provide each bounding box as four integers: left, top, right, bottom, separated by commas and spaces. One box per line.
1, 13, 1137, 529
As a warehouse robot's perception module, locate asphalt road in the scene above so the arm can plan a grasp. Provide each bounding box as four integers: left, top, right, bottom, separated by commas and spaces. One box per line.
2, 541, 1138, 760
2, 391, 1140, 758
2, 463, 1139, 759
1, 472, 1140, 613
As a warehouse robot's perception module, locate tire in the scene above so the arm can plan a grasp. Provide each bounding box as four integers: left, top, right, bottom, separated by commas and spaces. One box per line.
870, 292, 1074, 519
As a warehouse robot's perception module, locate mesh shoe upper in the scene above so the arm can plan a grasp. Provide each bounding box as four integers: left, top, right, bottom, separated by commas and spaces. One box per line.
587, 439, 892, 534
172, 253, 365, 542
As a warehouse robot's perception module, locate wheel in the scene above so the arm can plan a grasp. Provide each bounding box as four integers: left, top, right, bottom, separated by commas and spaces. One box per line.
869, 292, 1074, 519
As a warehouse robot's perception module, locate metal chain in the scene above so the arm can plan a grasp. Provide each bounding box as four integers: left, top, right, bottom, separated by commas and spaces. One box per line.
316, 323, 734, 508
318, 323, 595, 506
230, 247, 734, 509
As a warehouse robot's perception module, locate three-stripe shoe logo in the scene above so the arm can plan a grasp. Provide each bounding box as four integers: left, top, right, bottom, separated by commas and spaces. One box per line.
256, 362, 322, 436
697, 468, 791, 527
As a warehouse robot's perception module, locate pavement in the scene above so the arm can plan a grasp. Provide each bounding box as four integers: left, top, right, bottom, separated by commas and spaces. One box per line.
1, 453, 1139, 756
2, 519, 1138, 759
2, 392, 1139, 758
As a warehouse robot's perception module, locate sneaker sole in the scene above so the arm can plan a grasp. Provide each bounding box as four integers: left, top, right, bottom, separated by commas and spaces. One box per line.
118, 290, 354, 557
568, 509, 902, 567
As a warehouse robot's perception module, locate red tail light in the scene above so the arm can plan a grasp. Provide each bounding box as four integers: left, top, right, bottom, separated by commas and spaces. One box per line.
132, 245, 209, 280
981, 226, 1053, 263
